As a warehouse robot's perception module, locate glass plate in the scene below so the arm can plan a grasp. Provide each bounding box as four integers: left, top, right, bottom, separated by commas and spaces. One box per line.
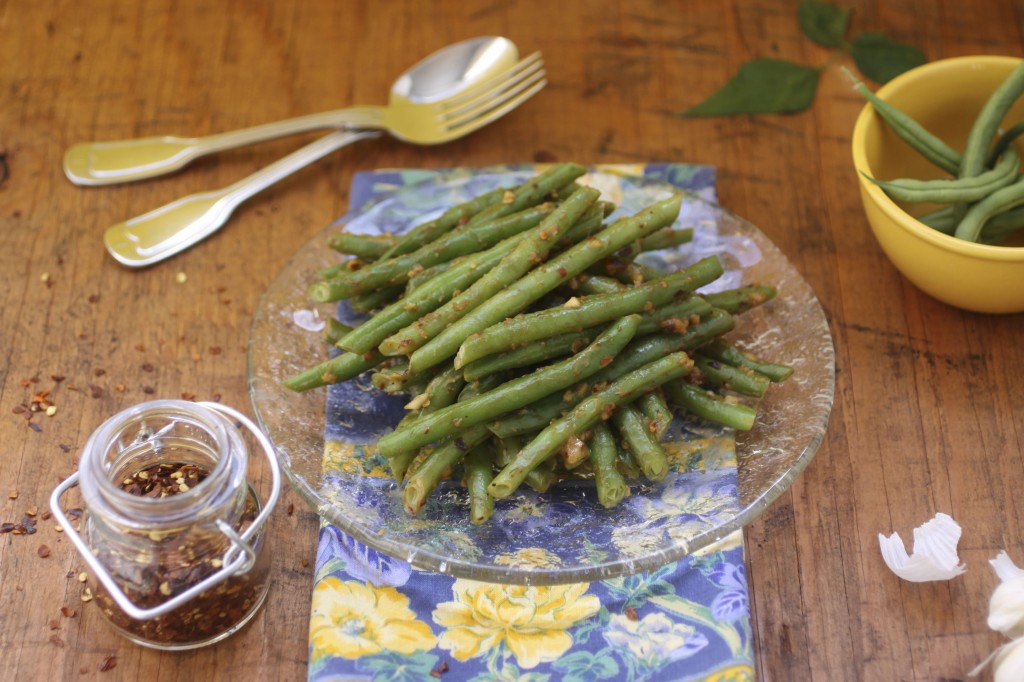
247, 170, 835, 585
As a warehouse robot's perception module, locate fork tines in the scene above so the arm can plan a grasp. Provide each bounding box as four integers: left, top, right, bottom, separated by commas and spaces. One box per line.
437, 52, 546, 133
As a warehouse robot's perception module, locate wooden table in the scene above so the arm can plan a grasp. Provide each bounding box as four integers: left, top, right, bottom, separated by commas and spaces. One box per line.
2, 1, 1022, 679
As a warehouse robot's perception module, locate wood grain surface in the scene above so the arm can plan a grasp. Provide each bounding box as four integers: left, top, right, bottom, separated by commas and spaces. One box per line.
2, 1, 1022, 680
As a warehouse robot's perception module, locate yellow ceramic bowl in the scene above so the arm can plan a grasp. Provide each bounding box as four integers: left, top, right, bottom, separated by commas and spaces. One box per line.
852, 55, 1024, 314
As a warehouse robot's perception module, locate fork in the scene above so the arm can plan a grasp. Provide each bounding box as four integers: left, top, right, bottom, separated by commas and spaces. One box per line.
100, 56, 546, 268
65, 51, 546, 187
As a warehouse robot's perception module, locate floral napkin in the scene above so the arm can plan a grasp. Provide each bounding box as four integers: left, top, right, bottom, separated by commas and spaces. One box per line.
308, 164, 755, 682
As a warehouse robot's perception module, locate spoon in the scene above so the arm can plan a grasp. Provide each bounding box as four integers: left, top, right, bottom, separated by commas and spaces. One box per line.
100, 39, 546, 268
66, 36, 529, 186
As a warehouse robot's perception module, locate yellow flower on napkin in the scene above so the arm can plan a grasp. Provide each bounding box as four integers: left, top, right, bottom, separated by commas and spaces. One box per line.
309, 578, 436, 660
432, 580, 599, 669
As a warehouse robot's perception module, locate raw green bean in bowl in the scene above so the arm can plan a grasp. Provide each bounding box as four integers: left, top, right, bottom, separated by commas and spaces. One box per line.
852, 55, 1024, 314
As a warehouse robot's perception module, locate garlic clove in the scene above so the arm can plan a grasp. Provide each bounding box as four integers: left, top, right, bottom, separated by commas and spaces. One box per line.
993, 636, 1024, 682
988, 577, 1024, 639
878, 512, 967, 582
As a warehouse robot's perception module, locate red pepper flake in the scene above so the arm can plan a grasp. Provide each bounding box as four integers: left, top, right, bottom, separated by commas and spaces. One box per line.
134, 344, 146, 352
557, 266, 568, 277
180, 392, 197, 401
51, 374, 65, 382
625, 606, 639, 621
141, 362, 154, 372
61, 606, 77, 618
430, 660, 450, 678
49, 634, 65, 648
41, 510, 52, 521
98, 655, 117, 672
38, 544, 51, 558
209, 346, 222, 355
87, 294, 100, 303
142, 386, 155, 395
19, 378, 31, 388
58, 444, 71, 453
49, 618, 60, 630
93, 368, 106, 377
88, 385, 104, 399
287, 502, 295, 516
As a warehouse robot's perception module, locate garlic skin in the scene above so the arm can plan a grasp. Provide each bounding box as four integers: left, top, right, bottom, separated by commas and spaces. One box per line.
877, 512, 967, 582
993, 637, 1024, 682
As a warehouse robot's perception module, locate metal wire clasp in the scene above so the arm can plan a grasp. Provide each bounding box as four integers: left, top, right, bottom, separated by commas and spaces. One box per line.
48, 403, 281, 621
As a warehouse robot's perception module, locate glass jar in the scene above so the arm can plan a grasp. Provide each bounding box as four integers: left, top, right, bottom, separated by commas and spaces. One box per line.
50, 400, 280, 651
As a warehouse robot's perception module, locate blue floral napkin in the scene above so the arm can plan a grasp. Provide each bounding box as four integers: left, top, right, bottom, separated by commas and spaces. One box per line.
308, 164, 755, 682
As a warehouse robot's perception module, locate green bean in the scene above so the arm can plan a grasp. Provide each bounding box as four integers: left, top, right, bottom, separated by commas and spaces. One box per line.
638, 390, 673, 441
283, 348, 384, 392
578, 274, 626, 295
960, 62, 1024, 183
864, 146, 1020, 203
612, 404, 670, 481
915, 206, 957, 234
698, 339, 794, 382
323, 319, 354, 346
700, 285, 777, 315
487, 350, 695, 499
487, 309, 736, 439
376, 315, 640, 458
463, 446, 495, 525
348, 285, 405, 313
693, 353, 771, 397
456, 257, 724, 367
494, 434, 523, 467
459, 292, 712, 382
457, 164, 586, 232
370, 358, 412, 394
376, 186, 509, 261
523, 465, 558, 493
847, 69, 962, 175
351, 206, 606, 356
378, 188, 601, 357
314, 204, 557, 300
327, 231, 397, 260
954, 175, 1024, 242
385, 364, 466, 482
662, 381, 757, 431
413, 194, 685, 374
402, 425, 489, 514
981, 206, 1024, 244
639, 227, 694, 252
589, 424, 630, 508
987, 121, 1024, 167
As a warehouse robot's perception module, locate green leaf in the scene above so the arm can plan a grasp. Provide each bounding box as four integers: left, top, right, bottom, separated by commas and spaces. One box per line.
851, 32, 926, 84
679, 58, 820, 117
798, 0, 851, 47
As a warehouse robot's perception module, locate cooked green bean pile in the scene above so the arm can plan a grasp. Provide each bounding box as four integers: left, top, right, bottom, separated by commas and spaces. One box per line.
286, 164, 793, 523
852, 63, 1024, 245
